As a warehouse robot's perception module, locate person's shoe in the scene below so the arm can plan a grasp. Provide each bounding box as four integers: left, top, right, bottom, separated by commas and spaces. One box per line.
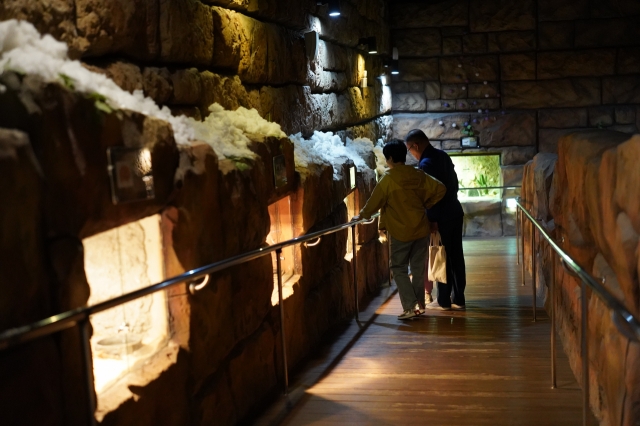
398, 309, 417, 320
425, 292, 433, 304
451, 303, 466, 311
413, 303, 423, 316
424, 301, 451, 311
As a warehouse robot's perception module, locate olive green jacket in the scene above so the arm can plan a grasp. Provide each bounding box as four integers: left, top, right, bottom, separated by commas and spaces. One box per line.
359, 164, 446, 242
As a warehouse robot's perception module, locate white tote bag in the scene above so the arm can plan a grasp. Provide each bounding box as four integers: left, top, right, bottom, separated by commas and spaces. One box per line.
428, 232, 447, 283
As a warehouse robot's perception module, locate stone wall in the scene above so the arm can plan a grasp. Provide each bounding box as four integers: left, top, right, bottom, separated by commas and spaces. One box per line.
389, 0, 640, 207
522, 131, 640, 425
0, 1, 391, 425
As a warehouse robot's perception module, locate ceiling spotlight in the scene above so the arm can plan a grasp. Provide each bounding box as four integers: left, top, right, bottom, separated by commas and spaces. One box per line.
358, 37, 377, 54
318, 0, 341, 17
391, 59, 399, 75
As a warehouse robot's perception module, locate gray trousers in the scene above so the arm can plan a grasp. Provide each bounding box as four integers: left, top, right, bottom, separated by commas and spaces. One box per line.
390, 235, 429, 311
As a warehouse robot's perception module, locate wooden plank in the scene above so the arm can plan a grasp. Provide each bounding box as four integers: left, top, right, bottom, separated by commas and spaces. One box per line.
258, 238, 596, 426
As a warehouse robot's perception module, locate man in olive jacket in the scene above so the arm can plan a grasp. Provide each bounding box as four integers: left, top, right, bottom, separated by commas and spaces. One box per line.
353, 139, 446, 320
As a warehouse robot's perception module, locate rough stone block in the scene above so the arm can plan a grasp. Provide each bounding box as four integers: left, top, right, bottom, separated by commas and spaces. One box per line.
393, 59, 439, 82
463, 34, 487, 53
538, 109, 588, 128
393, 93, 427, 112
425, 82, 441, 99
103, 61, 144, 93
408, 82, 425, 93
389, 0, 469, 28
466, 99, 501, 111
142, 67, 172, 104
393, 28, 441, 57
539, 22, 574, 50
500, 53, 535, 81
603, 76, 640, 104
539, 129, 583, 153
392, 82, 409, 94
439, 56, 499, 84
461, 199, 503, 237
615, 107, 636, 125
426, 100, 456, 112
478, 112, 536, 147
159, 0, 213, 65
443, 37, 463, 55
441, 84, 468, 100
392, 113, 470, 140
538, 50, 616, 79
539, 0, 589, 20
74, 0, 160, 59
212, 7, 306, 85
575, 18, 640, 48
618, 48, 640, 75
500, 146, 537, 165
442, 140, 461, 150
502, 79, 601, 109
590, 0, 640, 18
470, 0, 535, 32
201, 0, 313, 29
169, 68, 202, 105
468, 83, 499, 98
487, 31, 536, 52
501, 165, 524, 187
589, 107, 614, 127
609, 124, 638, 134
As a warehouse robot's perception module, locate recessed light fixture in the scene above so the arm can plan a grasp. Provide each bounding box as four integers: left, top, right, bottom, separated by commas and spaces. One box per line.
317, 0, 341, 17
358, 37, 377, 54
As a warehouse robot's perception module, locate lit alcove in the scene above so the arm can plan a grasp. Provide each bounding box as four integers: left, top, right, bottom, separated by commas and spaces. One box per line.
344, 188, 358, 261
267, 196, 301, 306
450, 154, 501, 200
83, 214, 169, 395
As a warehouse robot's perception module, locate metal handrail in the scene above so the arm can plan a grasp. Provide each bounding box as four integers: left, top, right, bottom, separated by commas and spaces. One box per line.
515, 198, 640, 426
0, 213, 380, 351
0, 211, 381, 425
458, 185, 521, 191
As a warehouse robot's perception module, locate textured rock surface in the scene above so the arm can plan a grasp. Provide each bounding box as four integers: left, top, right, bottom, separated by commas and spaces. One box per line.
461, 198, 503, 237
502, 79, 601, 109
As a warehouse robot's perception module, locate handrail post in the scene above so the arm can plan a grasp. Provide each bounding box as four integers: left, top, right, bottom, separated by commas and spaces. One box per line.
520, 207, 525, 286
79, 318, 97, 426
276, 248, 289, 395
551, 252, 557, 389
516, 206, 520, 265
352, 225, 359, 321
531, 224, 537, 322
581, 280, 590, 426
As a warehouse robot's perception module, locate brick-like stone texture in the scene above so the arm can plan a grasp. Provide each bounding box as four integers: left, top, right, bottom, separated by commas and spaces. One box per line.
478, 112, 536, 147
470, 0, 536, 32
389, 0, 469, 29
502, 79, 601, 109
393, 93, 427, 111
463, 34, 487, 54
393, 28, 441, 57
441, 84, 468, 100
538, 109, 588, 128
538, 22, 574, 50
160, 0, 214, 65
589, 0, 640, 19
538, 0, 589, 21
425, 82, 441, 99
443, 37, 463, 55
487, 31, 536, 52
575, 18, 640, 48
615, 107, 637, 125
537, 50, 616, 79
618, 48, 640, 75
439, 56, 499, 84
603, 76, 640, 104
468, 83, 499, 98
589, 107, 614, 127
394, 59, 440, 82
501, 53, 536, 81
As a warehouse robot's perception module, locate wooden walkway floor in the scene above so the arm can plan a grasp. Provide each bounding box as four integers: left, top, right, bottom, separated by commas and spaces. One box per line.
255, 238, 592, 426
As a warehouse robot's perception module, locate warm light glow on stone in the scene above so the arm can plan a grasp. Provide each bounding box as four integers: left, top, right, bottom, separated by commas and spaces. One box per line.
83, 215, 168, 394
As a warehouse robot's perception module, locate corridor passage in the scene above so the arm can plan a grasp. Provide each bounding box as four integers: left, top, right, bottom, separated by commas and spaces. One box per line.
263, 238, 590, 426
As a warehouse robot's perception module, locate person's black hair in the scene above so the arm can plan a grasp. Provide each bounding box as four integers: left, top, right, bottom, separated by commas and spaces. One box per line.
382, 139, 407, 163
405, 129, 429, 143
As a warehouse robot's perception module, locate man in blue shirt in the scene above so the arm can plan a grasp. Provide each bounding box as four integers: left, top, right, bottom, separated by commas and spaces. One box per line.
405, 129, 467, 311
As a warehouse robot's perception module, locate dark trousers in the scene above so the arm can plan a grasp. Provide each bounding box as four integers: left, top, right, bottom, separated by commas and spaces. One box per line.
436, 215, 467, 307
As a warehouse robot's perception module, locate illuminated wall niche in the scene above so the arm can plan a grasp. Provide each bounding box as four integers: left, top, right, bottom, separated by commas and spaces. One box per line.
344, 187, 359, 260
83, 214, 169, 395
267, 196, 301, 305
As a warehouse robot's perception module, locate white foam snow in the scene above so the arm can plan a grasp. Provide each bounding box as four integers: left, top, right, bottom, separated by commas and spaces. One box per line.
0, 19, 285, 174
289, 131, 377, 180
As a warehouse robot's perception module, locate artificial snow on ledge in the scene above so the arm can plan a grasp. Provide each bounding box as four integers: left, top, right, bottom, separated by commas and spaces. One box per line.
289, 131, 379, 180
0, 19, 285, 174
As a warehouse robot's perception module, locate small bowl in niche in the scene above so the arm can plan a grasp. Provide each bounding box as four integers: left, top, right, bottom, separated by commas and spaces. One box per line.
95, 334, 143, 359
